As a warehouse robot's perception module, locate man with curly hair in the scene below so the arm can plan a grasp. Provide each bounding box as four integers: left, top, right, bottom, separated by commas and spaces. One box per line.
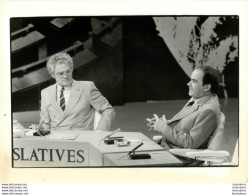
40, 52, 115, 131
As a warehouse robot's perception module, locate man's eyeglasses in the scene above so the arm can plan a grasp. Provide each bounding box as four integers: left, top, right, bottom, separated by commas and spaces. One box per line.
55, 71, 73, 77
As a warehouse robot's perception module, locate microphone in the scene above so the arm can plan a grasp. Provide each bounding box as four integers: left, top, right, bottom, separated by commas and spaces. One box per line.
102, 128, 121, 140
118, 142, 151, 160
127, 142, 143, 155
37, 120, 44, 132
127, 142, 151, 160
33, 120, 50, 136
99, 128, 121, 144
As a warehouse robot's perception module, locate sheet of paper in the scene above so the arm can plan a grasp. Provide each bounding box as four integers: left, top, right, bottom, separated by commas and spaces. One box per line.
48, 132, 80, 140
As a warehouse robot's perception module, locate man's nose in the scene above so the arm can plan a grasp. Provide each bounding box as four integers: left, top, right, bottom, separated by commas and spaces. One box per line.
187, 81, 191, 86
63, 73, 68, 78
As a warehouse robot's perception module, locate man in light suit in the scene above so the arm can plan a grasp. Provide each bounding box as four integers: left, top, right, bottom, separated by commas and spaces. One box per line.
147, 66, 220, 150
40, 52, 115, 131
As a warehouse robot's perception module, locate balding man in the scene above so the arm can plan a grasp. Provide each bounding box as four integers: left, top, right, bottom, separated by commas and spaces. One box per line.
147, 66, 221, 150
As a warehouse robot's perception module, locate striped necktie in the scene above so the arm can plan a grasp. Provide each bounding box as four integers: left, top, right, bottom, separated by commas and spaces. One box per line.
60, 87, 66, 111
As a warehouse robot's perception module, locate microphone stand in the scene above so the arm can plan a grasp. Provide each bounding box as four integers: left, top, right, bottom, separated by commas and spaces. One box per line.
120, 142, 151, 160
99, 128, 123, 144
33, 120, 50, 136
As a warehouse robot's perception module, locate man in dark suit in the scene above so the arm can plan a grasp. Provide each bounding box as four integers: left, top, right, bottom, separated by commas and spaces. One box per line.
147, 66, 221, 150
40, 52, 115, 131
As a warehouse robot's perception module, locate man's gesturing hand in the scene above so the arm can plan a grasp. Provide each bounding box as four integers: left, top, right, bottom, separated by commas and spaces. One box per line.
153, 114, 167, 132
146, 114, 167, 132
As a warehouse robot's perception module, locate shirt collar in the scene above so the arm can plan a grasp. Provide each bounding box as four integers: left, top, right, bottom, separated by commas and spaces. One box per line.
193, 94, 217, 106
56, 80, 73, 91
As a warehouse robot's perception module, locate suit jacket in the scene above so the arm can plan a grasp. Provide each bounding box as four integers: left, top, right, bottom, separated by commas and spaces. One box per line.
40, 80, 115, 131
161, 94, 220, 149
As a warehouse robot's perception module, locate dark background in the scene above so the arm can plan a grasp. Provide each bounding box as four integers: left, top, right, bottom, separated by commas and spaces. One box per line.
11, 16, 239, 112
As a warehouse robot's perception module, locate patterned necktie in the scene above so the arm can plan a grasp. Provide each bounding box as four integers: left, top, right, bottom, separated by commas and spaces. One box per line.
60, 87, 66, 111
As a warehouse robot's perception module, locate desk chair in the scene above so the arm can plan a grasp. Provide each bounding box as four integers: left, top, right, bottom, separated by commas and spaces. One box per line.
153, 112, 230, 165
93, 111, 102, 131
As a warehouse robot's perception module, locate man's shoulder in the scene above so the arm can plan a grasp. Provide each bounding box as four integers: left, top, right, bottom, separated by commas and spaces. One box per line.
201, 95, 220, 116
74, 80, 93, 85
74, 80, 94, 89
41, 84, 55, 94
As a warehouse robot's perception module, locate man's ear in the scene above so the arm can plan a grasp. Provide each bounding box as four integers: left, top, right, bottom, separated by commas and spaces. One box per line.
204, 84, 211, 92
51, 73, 55, 79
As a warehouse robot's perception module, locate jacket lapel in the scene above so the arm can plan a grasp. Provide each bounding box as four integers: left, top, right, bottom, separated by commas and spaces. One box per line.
58, 81, 83, 124
168, 95, 215, 124
169, 103, 199, 123
49, 84, 64, 117
168, 98, 193, 123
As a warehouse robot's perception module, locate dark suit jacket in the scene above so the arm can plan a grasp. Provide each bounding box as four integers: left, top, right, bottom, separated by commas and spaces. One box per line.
40, 80, 115, 131
161, 95, 220, 149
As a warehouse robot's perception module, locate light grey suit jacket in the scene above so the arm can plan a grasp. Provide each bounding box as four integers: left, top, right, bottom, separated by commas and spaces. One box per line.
161, 95, 220, 149
40, 80, 115, 131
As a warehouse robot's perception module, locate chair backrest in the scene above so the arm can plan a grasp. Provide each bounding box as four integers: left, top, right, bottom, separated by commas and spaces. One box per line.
207, 112, 225, 150
93, 111, 101, 130
231, 140, 238, 165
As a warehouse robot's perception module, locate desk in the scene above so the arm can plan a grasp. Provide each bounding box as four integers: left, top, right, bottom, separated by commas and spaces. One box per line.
104, 151, 183, 166
13, 131, 183, 167
81, 131, 166, 166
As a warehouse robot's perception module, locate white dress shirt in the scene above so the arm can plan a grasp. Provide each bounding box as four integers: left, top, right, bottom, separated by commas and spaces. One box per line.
56, 84, 71, 108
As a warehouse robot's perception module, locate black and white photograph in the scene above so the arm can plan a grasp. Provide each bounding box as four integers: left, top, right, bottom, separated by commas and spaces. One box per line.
11, 16, 239, 167
0, 0, 247, 189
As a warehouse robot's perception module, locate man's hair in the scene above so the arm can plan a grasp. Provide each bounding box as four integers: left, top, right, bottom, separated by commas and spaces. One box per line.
46, 53, 74, 76
195, 66, 220, 94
